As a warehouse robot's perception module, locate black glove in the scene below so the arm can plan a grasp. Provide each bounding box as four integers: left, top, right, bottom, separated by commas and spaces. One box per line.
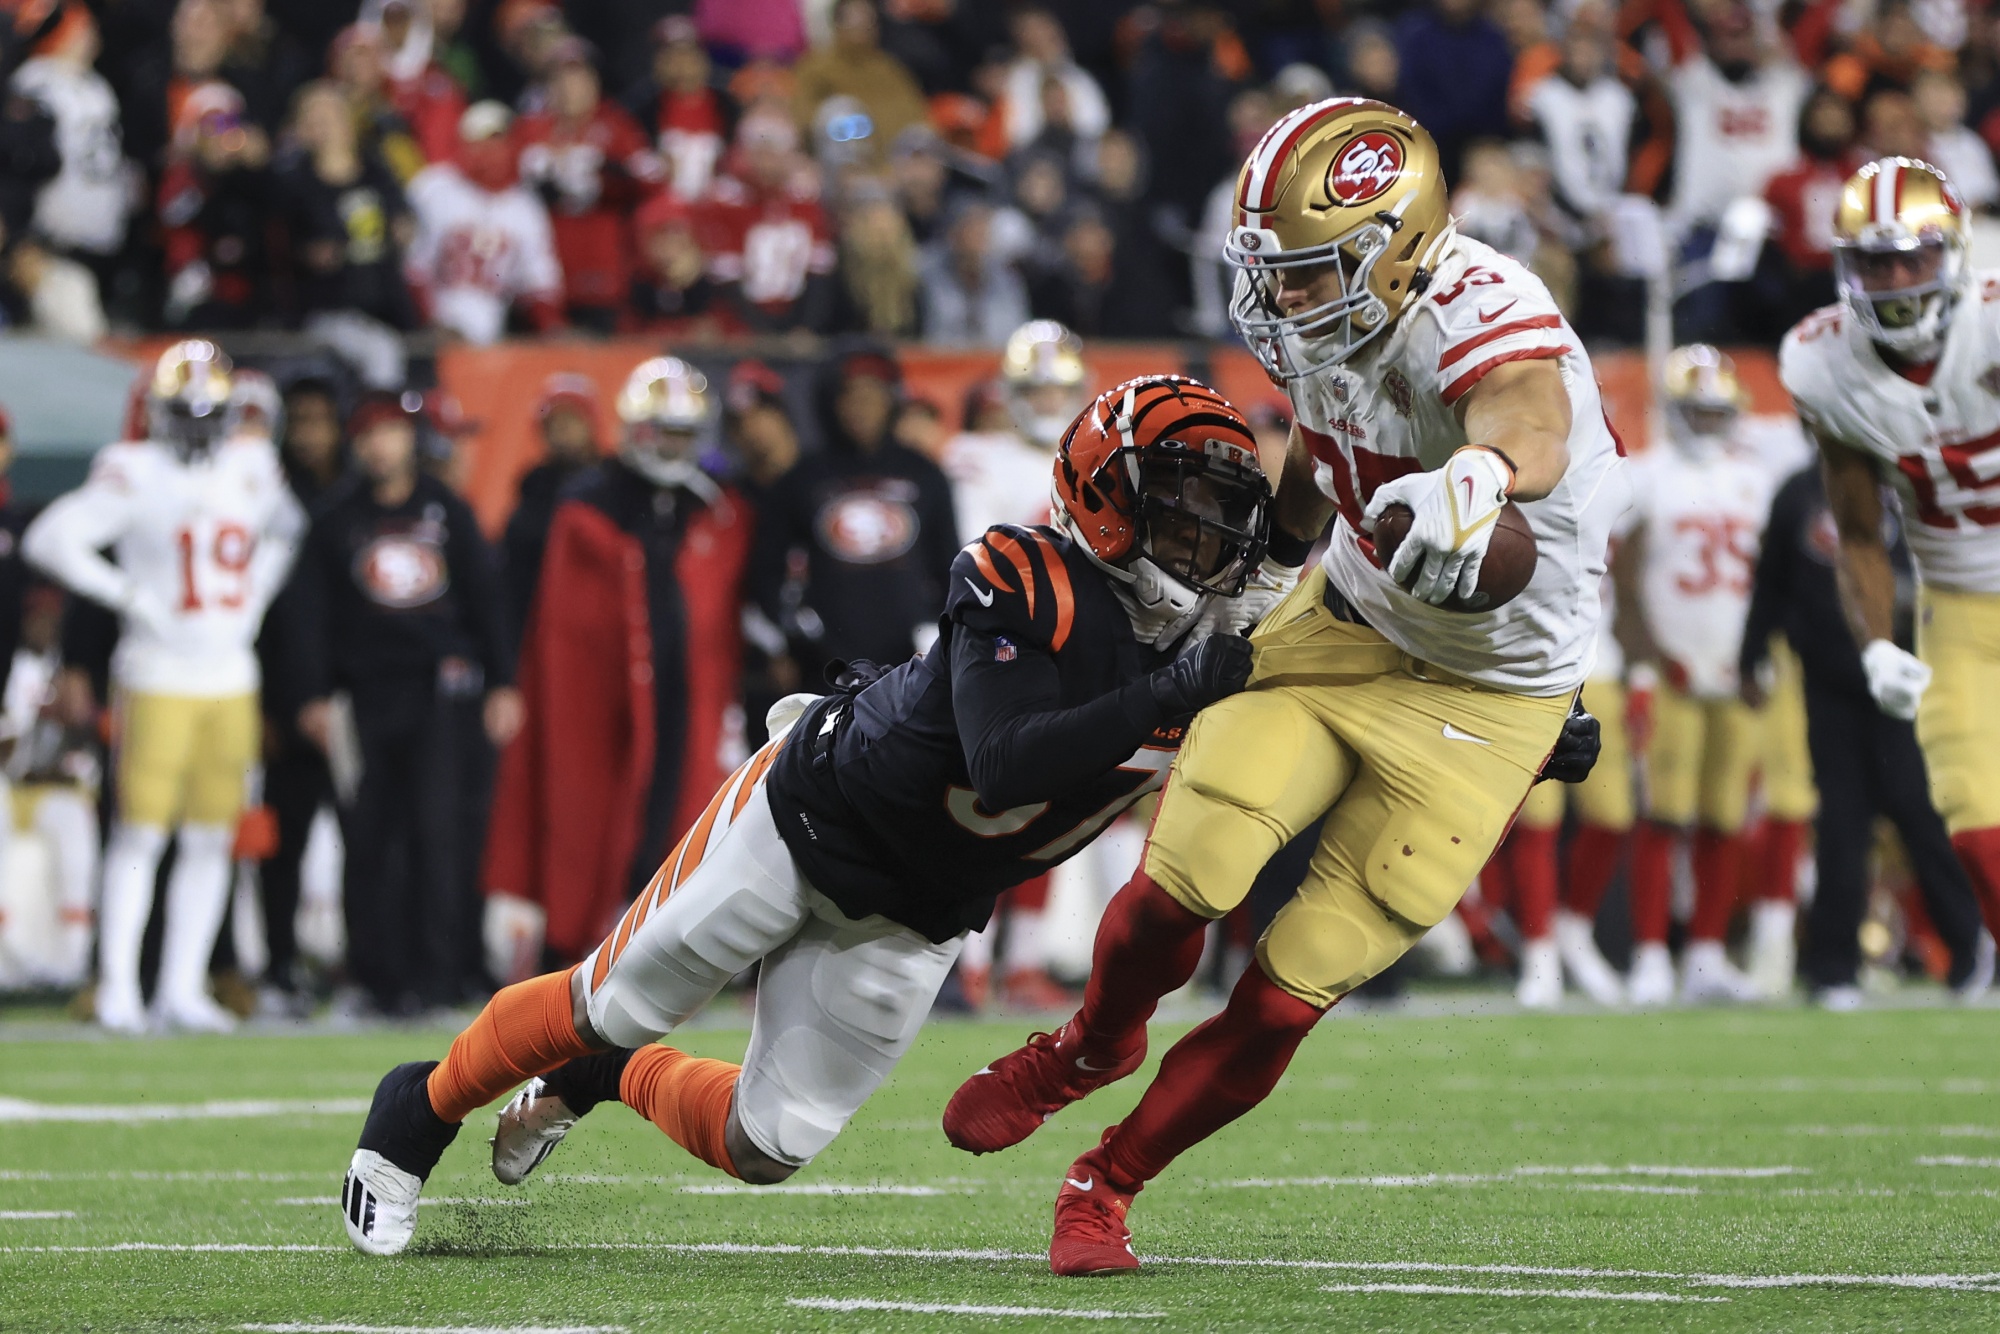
1149, 632, 1254, 716
1538, 697, 1601, 784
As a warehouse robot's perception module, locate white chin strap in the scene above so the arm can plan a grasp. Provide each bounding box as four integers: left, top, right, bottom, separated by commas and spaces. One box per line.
1053, 509, 1210, 647
622, 446, 720, 502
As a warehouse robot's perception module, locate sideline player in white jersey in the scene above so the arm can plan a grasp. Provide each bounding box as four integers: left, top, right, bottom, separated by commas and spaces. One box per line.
946, 98, 1624, 1274
1613, 346, 1773, 1005
939, 320, 1092, 1008
1780, 155, 2000, 948
24, 341, 302, 1032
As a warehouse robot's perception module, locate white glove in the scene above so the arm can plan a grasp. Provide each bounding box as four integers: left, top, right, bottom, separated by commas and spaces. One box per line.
482, 893, 547, 986
1362, 447, 1515, 605
119, 585, 176, 641
1861, 639, 1931, 721
1196, 556, 1302, 640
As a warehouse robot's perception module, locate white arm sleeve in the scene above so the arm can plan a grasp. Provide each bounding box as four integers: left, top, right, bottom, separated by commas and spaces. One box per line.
22, 449, 140, 614
246, 461, 306, 622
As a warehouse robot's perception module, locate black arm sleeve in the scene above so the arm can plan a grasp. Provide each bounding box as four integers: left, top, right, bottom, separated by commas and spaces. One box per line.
948, 620, 1165, 811
449, 496, 515, 689
1739, 470, 1803, 685
286, 517, 337, 702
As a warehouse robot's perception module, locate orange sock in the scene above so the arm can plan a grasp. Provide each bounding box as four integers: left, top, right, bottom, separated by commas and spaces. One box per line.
426, 967, 594, 1123
619, 1044, 743, 1177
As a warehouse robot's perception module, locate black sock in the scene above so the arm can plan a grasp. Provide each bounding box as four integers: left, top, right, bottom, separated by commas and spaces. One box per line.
540, 1046, 638, 1117
357, 1061, 461, 1180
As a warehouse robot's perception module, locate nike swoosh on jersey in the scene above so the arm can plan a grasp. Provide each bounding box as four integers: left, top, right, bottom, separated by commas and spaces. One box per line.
1441, 723, 1491, 745
964, 578, 995, 607
1066, 1176, 1094, 1191
1476, 300, 1519, 324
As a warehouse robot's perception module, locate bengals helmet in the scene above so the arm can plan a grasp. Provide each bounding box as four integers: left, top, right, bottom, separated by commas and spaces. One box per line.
1833, 157, 1968, 358
1224, 98, 1454, 381
147, 339, 235, 458
999, 319, 1087, 449
1053, 376, 1270, 644
616, 356, 712, 491
1661, 344, 1747, 455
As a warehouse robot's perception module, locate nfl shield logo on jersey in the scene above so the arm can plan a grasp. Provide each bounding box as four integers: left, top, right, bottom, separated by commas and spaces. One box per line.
994, 634, 1018, 663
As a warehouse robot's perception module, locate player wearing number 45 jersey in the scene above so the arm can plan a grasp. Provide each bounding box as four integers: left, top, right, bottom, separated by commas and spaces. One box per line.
946, 98, 1621, 1276
338, 376, 1289, 1257
1781, 155, 2000, 946
25, 340, 302, 1034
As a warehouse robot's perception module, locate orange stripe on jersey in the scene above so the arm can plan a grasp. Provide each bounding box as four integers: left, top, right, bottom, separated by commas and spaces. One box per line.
1028, 532, 1076, 652
970, 541, 1013, 592
1436, 315, 1564, 371
673, 771, 737, 892
989, 533, 1038, 619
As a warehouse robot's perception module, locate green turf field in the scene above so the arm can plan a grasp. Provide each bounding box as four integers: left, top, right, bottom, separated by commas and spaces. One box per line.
6, 1001, 2000, 1332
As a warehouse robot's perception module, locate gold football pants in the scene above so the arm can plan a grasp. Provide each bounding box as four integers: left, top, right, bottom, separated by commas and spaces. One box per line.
1144, 570, 1571, 1007
115, 690, 259, 828
1641, 684, 1762, 832
1917, 586, 2000, 833
1515, 678, 1633, 832
1761, 639, 1816, 823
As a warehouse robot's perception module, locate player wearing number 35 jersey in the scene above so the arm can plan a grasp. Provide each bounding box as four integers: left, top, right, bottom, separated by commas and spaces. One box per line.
24, 340, 302, 1035
1780, 155, 2000, 946
336, 376, 1281, 1257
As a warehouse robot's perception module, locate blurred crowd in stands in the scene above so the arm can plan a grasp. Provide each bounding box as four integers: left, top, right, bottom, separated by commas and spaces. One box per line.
4, 0, 2000, 359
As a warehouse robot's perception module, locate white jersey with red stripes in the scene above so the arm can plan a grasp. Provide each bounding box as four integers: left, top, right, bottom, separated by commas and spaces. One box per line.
1626, 442, 1773, 699
1780, 277, 2000, 595
940, 429, 1052, 539
1290, 235, 1631, 695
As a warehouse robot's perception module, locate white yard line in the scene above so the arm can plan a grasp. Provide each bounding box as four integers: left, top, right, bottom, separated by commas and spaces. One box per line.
238, 1325, 627, 1333
1564, 1184, 1701, 1195
1321, 1282, 1725, 1303
1918, 1156, 2000, 1168
0, 1211, 74, 1219
788, 1298, 1159, 1319
9, 1238, 2000, 1295
1230, 1163, 1802, 1188
0, 1097, 370, 1123
0, 1170, 331, 1182
679, 1184, 952, 1196
270, 1198, 531, 1208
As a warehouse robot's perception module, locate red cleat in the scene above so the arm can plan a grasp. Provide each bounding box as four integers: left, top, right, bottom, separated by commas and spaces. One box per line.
942, 1017, 1143, 1155
1049, 1139, 1140, 1276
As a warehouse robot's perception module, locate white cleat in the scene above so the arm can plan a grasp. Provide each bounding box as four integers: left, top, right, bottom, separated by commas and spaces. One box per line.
1554, 911, 1624, 1005
1515, 938, 1563, 1009
342, 1149, 423, 1255
1680, 940, 1761, 1004
1816, 984, 1865, 1013
1627, 943, 1676, 1007
95, 986, 149, 1036
1745, 900, 1798, 999
1956, 932, 1996, 1002
1415, 911, 1476, 977
491, 1078, 578, 1186
154, 991, 239, 1034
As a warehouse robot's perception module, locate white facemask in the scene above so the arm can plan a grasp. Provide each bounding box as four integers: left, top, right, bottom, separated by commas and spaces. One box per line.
1054, 507, 1211, 648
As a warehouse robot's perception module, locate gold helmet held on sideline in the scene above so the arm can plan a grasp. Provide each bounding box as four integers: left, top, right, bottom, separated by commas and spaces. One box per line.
616, 356, 713, 492
1661, 344, 1747, 455
1224, 98, 1454, 381
1000, 320, 1088, 449
1832, 157, 1969, 359
147, 338, 235, 458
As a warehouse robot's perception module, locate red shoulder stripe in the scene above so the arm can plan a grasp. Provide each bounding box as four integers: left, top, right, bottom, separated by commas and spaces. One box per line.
1436, 315, 1565, 372
1441, 345, 1573, 406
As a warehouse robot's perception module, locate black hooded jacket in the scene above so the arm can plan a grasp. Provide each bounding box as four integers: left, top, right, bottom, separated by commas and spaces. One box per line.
746, 353, 959, 676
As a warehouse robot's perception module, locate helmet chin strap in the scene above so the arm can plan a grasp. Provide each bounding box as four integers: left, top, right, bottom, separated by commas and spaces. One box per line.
1052, 510, 1209, 648
621, 446, 719, 502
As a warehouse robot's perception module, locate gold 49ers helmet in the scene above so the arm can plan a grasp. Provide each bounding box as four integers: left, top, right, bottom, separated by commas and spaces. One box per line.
616, 356, 714, 493
1661, 344, 1747, 454
1224, 98, 1454, 381
999, 319, 1087, 449
147, 338, 234, 458
1833, 156, 1969, 358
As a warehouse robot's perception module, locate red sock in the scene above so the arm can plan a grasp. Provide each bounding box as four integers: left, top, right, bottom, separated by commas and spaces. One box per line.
1759, 819, 1806, 904
1563, 824, 1626, 917
1688, 828, 1746, 943
1627, 821, 1677, 945
1076, 868, 1209, 1051
1097, 963, 1325, 1192
1507, 825, 1559, 940
1951, 827, 2000, 938
427, 967, 592, 1124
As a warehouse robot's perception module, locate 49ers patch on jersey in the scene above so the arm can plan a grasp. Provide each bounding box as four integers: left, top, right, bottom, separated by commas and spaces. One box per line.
354, 530, 450, 608
815, 484, 920, 565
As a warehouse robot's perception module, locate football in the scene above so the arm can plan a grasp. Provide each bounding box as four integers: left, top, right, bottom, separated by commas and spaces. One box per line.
1371, 501, 1538, 612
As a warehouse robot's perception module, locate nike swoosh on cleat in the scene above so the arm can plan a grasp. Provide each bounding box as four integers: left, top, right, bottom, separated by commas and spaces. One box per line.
1441, 723, 1491, 745
1066, 1176, 1093, 1191
964, 578, 995, 607
971, 1065, 995, 1076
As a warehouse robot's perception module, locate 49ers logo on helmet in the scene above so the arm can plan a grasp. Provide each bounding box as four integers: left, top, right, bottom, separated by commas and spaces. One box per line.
1326, 132, 1402, 205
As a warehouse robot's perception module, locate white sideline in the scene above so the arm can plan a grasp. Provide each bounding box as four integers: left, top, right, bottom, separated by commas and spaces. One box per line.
0, 1097, 370, 1123
1321, 1283, 1726, 1303
788, 1298, 1161, 1319
238, 1325, 627, 1333
10, 1239, 2000, 1293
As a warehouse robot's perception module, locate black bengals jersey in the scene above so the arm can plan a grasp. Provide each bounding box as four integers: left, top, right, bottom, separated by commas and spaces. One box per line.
765, 524, 1188, 942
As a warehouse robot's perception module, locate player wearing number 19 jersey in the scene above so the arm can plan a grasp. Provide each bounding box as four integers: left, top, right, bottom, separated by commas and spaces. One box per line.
24, 340, 302, 1034
336, 377, 1276, 1257
1781, 155, 2000, 945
